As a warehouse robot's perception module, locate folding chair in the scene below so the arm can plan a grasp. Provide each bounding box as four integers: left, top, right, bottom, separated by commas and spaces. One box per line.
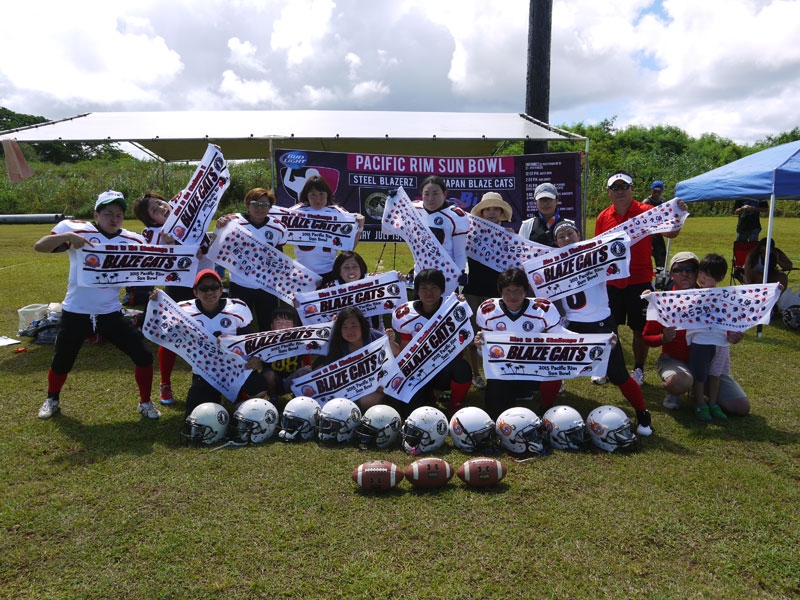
730, 241, 759, 285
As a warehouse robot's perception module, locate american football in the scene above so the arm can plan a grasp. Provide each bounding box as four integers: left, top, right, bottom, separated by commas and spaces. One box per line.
352, 460, 404, 491
456, 457, 507, 488
404, 457, 453, 489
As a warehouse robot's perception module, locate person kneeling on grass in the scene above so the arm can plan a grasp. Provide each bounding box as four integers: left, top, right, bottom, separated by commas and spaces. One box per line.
169, 269, 270, 419
34, 190, 160, 420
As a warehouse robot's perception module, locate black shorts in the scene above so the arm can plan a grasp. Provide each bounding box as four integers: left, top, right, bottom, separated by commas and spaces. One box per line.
607, 282, 652, 332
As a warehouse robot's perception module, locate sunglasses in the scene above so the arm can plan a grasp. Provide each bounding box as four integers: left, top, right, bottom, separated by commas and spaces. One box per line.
196, 284, 222, 292
608, 183, 632, 191
671, 266, 697, 274
249, 200, 271, 207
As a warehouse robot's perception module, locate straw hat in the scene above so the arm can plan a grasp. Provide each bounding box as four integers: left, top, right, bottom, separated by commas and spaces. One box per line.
471, 192, 513, 221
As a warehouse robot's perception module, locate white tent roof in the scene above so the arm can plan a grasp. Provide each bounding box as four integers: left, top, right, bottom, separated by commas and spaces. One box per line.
0, 110, 582, 161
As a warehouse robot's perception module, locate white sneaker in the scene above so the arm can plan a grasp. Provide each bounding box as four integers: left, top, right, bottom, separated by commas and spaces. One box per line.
630, 368, 645, 386
662, 394, 680, 410
38, 397, 60, 419
138, 401, 161, 419
472, 375, 487, 390
591, 376, 608, 386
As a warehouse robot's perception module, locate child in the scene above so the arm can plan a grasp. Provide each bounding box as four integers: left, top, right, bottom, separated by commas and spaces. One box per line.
687, 253, 729, 421
261, 306, 313, 410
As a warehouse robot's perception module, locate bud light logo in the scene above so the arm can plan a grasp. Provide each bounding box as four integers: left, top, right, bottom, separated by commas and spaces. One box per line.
279, 152, 308, 168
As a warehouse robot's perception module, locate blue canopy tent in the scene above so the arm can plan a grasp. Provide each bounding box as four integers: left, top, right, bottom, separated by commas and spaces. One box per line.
675, 140, 800, 281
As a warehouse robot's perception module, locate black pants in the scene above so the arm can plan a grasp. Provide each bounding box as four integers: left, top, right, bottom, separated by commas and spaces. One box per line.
184, 371, 268, 417
52, 310, 152, 375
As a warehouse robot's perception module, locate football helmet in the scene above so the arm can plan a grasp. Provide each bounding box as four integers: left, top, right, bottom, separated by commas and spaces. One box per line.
449, 406, 498, 454
401, 406, 449, 455
181, 402, 229, 446
586, 405, 638, 452
317, 398, 362, 443
495, 407, 546, 454
231, 398, 279, 444
355, 404, 402, 449
542, 405, 586, 451
278, 396, 321, 441
783, 305, 800, 330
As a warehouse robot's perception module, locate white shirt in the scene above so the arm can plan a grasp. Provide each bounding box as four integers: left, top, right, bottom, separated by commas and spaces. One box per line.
52, 219, 145, 315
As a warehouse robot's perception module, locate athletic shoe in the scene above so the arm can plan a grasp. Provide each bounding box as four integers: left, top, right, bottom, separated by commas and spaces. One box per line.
695, 405, 712, 422
472, 375, 487, 390
662, 394, 681, 410
630, 368, 645, 386
591, 376, 608, 386
160, 384, 175, 406
635, 409, 653, 436
38, 396, 60, 419
709, 404, 728, 420
138, 401, 161, 419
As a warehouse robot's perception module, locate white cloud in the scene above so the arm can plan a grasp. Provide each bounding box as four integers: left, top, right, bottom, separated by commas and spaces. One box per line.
219, 70, 286, 107
227, 37, 267, 73
270, 0, 336, 67
350, 80, 390, 105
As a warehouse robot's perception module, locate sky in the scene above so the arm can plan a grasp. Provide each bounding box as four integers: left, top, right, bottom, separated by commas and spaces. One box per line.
2, 0, 799, 145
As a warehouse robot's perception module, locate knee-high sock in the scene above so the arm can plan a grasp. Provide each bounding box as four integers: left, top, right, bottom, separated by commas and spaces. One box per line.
619, 377, 645, 411
47, 369, 68, 396
134, 365, 154, 404
449, 380, 472, 406
539, 380, 562, 410
158, 346, 177, 386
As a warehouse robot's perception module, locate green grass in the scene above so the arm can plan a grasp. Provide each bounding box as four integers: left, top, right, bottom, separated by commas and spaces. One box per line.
1, 217, 799, 599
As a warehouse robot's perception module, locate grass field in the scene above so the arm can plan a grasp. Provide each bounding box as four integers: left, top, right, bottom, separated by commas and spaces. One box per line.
1, 216, 799, 599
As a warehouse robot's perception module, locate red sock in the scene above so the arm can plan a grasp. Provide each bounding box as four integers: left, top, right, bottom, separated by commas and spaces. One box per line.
47, 369, 68, 395
619, 377, 645, 411
449, 380, 472, 406
158, 346, 177, 386
540, 380, 562, 410
134, 365, 154, 404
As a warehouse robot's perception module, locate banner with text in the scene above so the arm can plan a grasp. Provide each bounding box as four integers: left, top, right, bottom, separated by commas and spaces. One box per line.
294, 271, 407, 325
523, 232, 631, 301
142, 291, 251, 400
643, 284, 781, 331
290, 336, 396, 406
268, 205, 359, 251
220, 322, 333, 363
77, 243, 200, 287
381, 187, 460, 296
466, 214, 550, 272
387, 295, 474, 403
207, 223, 320, 303
604, 198, 689, 244
274, 148, 582, 241
162, 144, 230, 244
482, 331, 614, 381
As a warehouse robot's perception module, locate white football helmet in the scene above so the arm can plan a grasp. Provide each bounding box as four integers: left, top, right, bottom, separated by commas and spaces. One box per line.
181, 402, 229, 446
401, 406, 449, 455
355, 405, 402, 449
449, 406, 498, 454
279, 396, 321, 441
495, 407, 546, 454
586, 405, 638, 452
231, 398, 279, 444
317, 398, 362, 443
542, 405, 586, 451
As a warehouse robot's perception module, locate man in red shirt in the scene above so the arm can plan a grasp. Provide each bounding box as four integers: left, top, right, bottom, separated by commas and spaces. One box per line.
595, 171, 681, 387
642, 252, 749, 415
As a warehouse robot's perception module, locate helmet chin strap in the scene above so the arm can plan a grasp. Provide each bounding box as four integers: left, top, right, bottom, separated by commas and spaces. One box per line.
210, 439, 247, 452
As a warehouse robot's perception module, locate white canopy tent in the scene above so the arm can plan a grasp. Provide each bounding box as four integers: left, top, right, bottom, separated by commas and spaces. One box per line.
0, 110, 586, 161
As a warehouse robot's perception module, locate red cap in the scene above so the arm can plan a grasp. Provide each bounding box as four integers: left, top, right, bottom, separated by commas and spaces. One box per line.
193, 269, 222, 288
